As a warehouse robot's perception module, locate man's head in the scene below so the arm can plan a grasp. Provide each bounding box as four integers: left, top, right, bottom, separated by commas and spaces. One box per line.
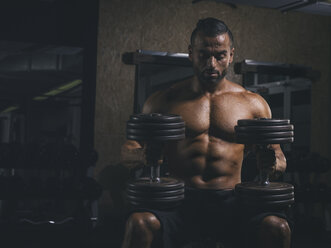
189, 18, 235, 90
190, 18, 234, 48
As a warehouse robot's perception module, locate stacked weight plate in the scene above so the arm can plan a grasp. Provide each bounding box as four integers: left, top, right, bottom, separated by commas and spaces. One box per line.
126, 113, 185, 141
126, 113, 185, 209
127, 178, 185, 209
234, 118, 295, 209
235, 119, 294, 144
235, 182, 295, 208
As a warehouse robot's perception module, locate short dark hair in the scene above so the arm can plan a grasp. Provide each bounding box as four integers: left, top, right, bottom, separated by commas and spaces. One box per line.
190, 17, 234, 48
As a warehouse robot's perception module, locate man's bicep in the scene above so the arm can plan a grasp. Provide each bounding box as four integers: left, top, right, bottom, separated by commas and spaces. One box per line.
142, 91, 164, 114
250, 93, 272, 118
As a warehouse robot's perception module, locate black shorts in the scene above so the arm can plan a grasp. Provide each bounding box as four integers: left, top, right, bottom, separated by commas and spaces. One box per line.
132, 187, 292, 248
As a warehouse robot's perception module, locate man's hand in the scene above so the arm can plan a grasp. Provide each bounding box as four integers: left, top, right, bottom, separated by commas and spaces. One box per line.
255, 144, 285, 180
256, 145, 276, 174
120, 140, 146, 169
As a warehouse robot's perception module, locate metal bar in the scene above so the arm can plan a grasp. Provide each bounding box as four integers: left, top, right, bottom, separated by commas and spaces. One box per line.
123, 51, 191, 67
234, 59, 315, 78
253, 73, 258, 86
281, 0, 317, 12
133, 65, 141, 113
276, 0, 305, 9
283, 77, 291, 119
245, 78, 312, 92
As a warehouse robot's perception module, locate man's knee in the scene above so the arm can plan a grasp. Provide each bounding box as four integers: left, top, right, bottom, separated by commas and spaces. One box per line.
126, 212, 161, 235
260, 215, 291, 239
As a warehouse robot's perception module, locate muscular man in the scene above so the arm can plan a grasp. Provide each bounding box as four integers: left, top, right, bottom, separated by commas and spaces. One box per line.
121, 18, 291, 248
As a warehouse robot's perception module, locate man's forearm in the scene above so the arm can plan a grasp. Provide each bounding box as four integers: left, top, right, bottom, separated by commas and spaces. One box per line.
121, 140, 146, 169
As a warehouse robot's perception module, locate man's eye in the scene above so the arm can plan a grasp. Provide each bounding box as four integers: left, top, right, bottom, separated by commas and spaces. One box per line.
216, 54, 225, 60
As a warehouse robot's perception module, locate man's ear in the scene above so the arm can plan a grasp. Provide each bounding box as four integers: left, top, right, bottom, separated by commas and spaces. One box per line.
188, 45, 193, 61
229, 47, 235, 64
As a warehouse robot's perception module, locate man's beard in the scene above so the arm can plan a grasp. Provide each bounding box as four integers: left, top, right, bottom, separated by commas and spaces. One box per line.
198, 69, 227, 87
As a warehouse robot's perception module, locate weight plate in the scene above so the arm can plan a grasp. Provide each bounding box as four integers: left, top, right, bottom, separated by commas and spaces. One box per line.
128, 199, 184, 209
127, 188, 185, 197
130, 113, 183, 123
127, 122, 185, 130
235, 137, 294, 144
127, 177, 185, 192
237, 192, 294, 201
127, 194, 184, 203
127, 133, 185, 141
235, 125, 294, 133
236, 131, 294, 139
237, 119, 290, 126
238, 198, 295, 207
127, 128, 185, 136
235, 182, 294, 196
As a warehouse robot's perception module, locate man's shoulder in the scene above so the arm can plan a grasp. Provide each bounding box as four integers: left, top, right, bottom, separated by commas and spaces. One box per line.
142, 77, 193, 113
223, 80, 263, 101
150, 78, 190, 99
223, 80, 246, 93
167, 77, 193, 93
220, 80, 271, 117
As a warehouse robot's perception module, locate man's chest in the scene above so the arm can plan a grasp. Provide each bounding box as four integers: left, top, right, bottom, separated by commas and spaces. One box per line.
167, 97, 254, 139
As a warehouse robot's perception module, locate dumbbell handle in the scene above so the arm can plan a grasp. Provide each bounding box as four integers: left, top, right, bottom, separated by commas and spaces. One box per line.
150, 165, 161, 183
145, 142, 164, 183
257, 144, 272, 186
259, 169, 270, 186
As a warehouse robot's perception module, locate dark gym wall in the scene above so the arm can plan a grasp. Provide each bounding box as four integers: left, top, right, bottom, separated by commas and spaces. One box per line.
95, 0, 331, 214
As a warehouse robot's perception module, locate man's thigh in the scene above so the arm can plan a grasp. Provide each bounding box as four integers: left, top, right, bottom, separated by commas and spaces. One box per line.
237, 209, 292, 248
132, 207, 192, 248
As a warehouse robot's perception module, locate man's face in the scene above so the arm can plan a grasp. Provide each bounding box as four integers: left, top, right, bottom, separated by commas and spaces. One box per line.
189, 32, 234, 88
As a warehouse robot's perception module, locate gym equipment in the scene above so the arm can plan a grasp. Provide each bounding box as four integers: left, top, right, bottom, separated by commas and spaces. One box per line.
235, 118, 295, 209
126, 113, 185, 209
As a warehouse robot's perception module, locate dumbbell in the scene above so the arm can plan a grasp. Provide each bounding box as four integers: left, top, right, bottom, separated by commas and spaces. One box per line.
234, 118, 295, 210
126, 113, 185, 209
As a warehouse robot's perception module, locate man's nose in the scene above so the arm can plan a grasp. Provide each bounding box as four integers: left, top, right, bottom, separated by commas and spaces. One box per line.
206, 56, 217, 68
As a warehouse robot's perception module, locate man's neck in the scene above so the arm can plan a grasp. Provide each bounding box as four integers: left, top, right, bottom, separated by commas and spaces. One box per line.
192, 76, 227, 96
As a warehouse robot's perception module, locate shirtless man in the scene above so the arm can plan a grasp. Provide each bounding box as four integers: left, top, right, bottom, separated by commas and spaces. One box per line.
121, 18, 291, 248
